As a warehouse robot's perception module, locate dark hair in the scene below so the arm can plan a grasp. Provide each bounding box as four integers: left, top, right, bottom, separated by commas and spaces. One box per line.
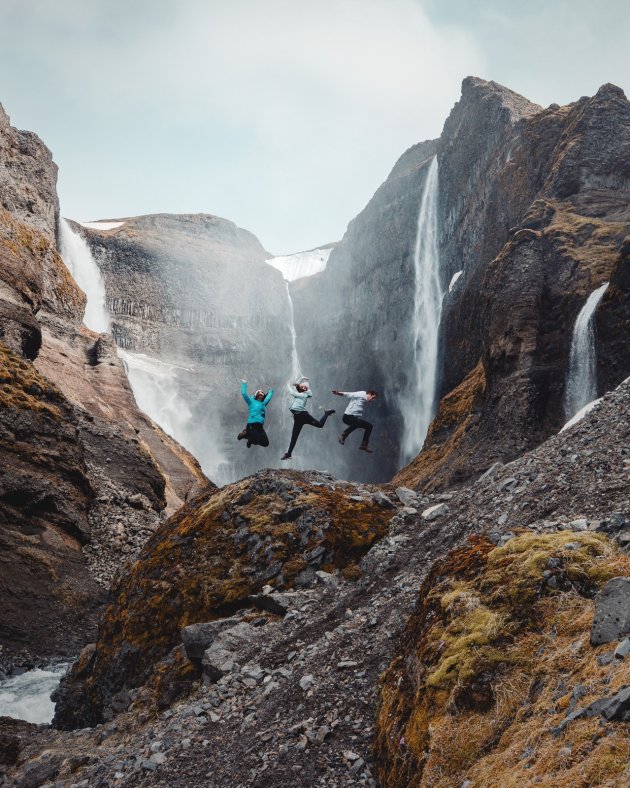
367, 389, 378, 397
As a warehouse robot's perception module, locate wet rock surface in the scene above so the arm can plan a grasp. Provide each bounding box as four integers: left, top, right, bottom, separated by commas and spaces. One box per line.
4, 375, 628, 786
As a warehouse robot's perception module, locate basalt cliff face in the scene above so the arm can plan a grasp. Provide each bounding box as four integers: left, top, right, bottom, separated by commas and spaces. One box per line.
294, 78, 630, 490
0, 105, 210, 667
76, 214, 294, 485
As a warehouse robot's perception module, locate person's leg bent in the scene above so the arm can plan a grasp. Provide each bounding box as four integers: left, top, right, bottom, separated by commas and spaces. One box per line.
342, 414, 360, 438
259, 427, 270, 447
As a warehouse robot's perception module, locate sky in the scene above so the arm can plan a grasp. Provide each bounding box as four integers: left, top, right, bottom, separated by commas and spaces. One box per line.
0, 0, 628, 254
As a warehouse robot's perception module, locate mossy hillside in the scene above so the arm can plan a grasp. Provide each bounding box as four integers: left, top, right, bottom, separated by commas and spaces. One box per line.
54, 471, 396, 728
374, 530, 630, 787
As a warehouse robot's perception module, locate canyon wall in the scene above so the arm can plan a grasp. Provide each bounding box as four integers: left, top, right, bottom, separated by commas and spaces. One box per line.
0, 105, 210, 667
77, 214, 295, 485
293, 78, 630, 489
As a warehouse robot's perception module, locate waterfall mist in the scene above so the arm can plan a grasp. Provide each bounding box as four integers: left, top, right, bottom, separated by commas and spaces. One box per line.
58, 218, 110, 333
400, 156, 443, 466
564, 282, 609, 420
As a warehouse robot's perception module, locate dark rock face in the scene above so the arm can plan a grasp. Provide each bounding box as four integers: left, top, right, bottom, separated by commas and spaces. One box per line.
0, 340, 105, 660
77, 214, 294, 485
52, 469, 396, 729
398, 81, 630, 490
596, 238, 630, 394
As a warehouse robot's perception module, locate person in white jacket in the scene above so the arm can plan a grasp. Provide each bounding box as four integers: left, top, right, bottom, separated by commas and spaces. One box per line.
281, 378, 335, 460
332, 388, 378, 452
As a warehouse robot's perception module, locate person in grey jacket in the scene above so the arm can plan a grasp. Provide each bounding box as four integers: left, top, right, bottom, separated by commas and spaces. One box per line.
332, 388, 378, 452
281, 378, 335, 460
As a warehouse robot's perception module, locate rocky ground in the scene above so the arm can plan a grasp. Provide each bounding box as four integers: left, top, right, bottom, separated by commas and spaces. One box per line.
2, 374, 628, 786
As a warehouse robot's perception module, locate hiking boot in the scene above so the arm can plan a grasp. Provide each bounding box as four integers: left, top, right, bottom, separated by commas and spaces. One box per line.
338, 433, 346, 445
359, 443, 372, 453
325, 409, 336, 416
237, 429, 247, 440
247, 441, 252, 448
281, 452, 292, 460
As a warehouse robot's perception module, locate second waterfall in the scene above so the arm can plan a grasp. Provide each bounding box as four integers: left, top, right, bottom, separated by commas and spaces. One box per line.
400, 155, 443, 466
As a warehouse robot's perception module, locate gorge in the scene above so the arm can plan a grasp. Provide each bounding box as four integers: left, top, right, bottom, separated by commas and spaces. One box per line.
1, 73, 630, 787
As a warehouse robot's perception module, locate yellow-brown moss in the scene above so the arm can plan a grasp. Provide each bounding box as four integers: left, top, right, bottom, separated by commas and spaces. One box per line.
374, 531, 630, 787
61, 472, 396, 725
0, 342, 62, 418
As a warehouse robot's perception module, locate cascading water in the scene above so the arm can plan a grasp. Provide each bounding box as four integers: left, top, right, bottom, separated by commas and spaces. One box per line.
400, 155, 443, 466
285, 280, 303, 384
564, 282, 609, 420
0, 663, 69, 724
58, 218, 110, 333
118, 350, 193, 440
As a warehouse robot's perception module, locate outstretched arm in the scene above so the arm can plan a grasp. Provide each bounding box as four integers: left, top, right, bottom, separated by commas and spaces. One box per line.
241, 380, 252, 403
332, 389, 345, 396
263, 388, 274, 405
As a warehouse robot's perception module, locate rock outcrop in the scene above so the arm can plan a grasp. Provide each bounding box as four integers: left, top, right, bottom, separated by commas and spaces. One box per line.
52, 470, 397, 729
0, 104, 212, 667
0, 104, 59, 240
75, 214, 295, 484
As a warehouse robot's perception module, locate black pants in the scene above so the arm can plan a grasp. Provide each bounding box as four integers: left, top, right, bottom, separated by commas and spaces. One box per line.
342, 414, 372, 444
287, 410, 331, 454
246, 422, 269, 447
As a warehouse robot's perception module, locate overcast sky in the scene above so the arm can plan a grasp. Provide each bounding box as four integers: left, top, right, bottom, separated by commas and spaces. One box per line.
1, 0, 628, 254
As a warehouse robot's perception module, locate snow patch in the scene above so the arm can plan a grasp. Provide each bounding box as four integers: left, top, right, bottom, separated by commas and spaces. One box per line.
560, 397, 603, 432
266, 248, 332, 282
78, 221, 125, 230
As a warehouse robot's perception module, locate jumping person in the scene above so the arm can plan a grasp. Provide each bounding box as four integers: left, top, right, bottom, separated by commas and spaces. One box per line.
281, 378, 335, 460
238, 379, 274, 448
332, 388, 379, 452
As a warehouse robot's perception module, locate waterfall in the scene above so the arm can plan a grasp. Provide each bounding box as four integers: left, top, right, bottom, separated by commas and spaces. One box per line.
285, 280, 302, 382
564, 282, 609, 420
58, 218, 110, 333
400, 156, 443, 466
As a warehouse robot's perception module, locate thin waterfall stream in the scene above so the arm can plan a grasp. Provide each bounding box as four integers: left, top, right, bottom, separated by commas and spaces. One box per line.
564, 282, 609, 420
400, 155, 443, 466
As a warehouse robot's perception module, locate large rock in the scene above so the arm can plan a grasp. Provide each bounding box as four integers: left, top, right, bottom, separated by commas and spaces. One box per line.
52, 469, 397, 729
590, 576, 630, 645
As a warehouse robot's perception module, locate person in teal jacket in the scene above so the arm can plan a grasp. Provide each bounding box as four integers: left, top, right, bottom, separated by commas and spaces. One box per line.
238, 379, 274, 448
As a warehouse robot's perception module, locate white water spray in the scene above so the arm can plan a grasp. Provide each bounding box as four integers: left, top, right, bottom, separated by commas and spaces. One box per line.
400, 156, 443, 466
564, 282, 609, 420
118, 350, 193, 440
58, 218, 110, 332
0, 663, 69, 724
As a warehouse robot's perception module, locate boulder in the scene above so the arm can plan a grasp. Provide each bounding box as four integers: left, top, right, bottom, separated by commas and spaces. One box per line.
590, 577, 630, 645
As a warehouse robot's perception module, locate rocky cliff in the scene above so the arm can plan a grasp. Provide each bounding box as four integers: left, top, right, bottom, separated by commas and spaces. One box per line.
0, 105, 211, 668
294, 79, 630, 490
75, 214, 295, 485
